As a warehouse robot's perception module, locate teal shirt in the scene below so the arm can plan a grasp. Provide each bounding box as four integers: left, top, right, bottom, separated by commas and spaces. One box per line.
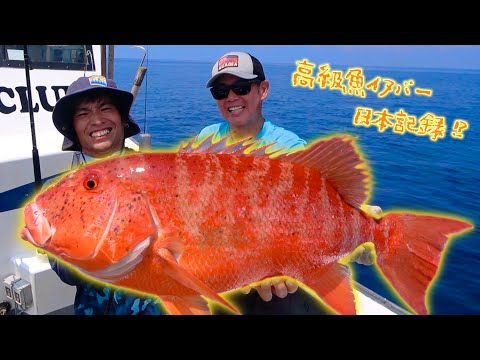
196, 119, 307, 154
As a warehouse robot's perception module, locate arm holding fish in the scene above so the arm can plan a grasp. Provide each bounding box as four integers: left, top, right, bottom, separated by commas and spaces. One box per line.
48, 256, 84, 286
239, 229, 381, 302
347, 204, 384, 265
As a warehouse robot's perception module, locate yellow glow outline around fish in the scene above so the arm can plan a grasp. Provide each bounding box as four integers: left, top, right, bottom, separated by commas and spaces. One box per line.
16, 134, 476, 315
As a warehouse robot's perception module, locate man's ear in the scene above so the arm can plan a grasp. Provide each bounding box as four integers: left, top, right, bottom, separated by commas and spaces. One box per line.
260, 80, 270, 100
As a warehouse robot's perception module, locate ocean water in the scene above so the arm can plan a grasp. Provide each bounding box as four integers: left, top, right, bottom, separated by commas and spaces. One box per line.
115, 58, 480, 315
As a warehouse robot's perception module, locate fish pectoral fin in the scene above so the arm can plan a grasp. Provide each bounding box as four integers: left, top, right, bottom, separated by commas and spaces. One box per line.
301, 263, 357, 315
155, 247, 240, 315
159, 295, 211, 315
155, 230, 186, 260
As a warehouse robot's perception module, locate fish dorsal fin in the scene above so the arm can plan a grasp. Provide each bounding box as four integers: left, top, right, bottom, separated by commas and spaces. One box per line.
180, 134, 274, 155
180, 133, 370, 209
277, 135, 371, 209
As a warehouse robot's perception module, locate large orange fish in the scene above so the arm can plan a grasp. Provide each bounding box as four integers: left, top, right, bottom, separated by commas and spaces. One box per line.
20, 135, 473, 315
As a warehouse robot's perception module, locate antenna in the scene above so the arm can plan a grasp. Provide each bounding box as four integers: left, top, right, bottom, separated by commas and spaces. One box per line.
130, 45, 147, 104
130, 45, 151, 152
23, 45, 42, 192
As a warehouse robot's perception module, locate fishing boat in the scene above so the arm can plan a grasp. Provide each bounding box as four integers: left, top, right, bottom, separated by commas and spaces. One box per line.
0, 44, 409, 315
0, 44, 141, 315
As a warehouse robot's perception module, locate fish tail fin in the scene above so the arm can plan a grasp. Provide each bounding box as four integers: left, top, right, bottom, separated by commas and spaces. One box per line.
373, 212, 473, 314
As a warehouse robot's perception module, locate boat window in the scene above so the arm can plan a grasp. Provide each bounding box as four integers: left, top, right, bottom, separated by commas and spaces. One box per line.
0, 45, 95, 71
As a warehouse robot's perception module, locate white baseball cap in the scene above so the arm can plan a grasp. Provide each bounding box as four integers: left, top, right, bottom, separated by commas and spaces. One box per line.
206, 51, 266, 87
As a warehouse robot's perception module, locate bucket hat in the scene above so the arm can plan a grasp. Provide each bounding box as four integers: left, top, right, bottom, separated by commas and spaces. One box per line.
52, 75, 140, 151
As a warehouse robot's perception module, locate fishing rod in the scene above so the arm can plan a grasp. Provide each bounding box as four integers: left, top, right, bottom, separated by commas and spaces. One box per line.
130, 45, 151, 152
23, 45, 42, 192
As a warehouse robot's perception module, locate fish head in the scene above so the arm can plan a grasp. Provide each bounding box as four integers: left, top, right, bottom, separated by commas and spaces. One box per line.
20, 158, 158, 273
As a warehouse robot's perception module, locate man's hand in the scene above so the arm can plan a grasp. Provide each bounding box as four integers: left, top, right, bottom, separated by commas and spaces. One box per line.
240, 276, 299, 302
346, 204, 383, 266
349, 243, 376, 265
363, 204, 383, 219
240, 205, 383, 300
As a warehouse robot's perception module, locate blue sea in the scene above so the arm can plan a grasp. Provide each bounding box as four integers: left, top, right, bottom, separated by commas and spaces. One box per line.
115, 58, 480, 315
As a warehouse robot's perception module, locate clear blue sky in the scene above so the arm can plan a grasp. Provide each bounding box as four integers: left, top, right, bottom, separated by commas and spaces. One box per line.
115, 45, 480, 70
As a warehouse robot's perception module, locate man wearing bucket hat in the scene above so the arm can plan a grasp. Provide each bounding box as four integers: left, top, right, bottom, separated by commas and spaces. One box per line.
53, 75, 141, 163
196, 51, 381, 314
47, 75, 163, 315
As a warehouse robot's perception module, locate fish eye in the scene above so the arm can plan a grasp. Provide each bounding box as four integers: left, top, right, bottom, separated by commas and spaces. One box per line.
83, 174, 99, 190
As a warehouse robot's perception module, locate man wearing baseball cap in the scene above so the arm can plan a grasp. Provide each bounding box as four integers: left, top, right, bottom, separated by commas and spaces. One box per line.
47, 75, 163, 315
195, 51, 317, 314
196, 51, 381, 315
198, 51, 307, 154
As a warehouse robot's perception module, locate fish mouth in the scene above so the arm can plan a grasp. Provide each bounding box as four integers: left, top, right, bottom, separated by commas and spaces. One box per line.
22, 200, 119, 261
21, 203, 55, 247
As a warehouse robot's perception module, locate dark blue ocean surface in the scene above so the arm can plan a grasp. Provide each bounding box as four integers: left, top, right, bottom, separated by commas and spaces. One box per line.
115, 58, 480, 315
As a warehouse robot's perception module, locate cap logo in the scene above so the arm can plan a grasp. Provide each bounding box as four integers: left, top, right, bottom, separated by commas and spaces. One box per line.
218, 55, 238, 72
88, 75, 108, 87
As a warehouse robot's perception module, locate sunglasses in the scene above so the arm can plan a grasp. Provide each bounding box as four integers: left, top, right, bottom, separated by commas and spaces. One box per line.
210, 79, 262, 100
